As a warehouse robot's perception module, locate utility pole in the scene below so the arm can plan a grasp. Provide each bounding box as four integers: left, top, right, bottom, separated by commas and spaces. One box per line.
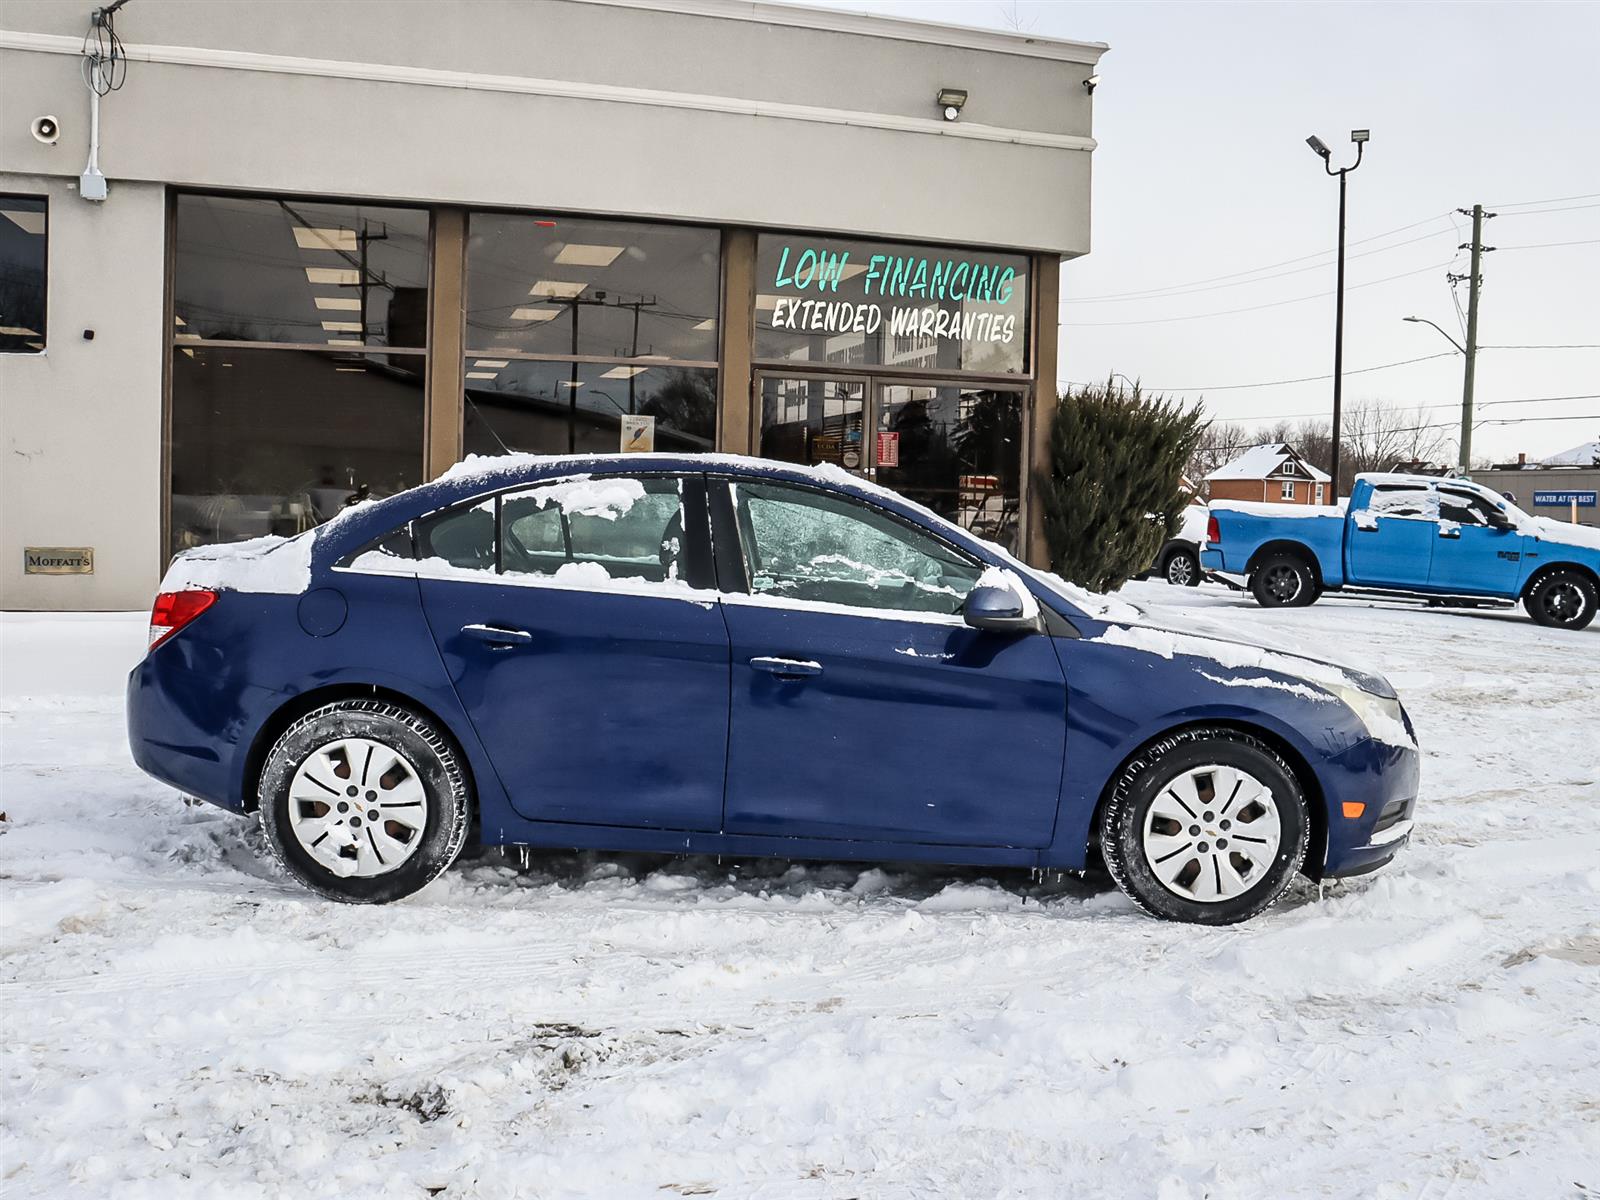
1449, 205, 1496, 472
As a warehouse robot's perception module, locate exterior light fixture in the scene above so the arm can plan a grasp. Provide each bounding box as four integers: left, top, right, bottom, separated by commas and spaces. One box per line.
1083, 74, 1100, 95
1304, 126, 1370, 495
937, 88, 968, 121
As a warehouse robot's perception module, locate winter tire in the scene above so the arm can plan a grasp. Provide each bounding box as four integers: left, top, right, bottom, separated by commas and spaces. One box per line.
259, 699, 472, 903
1524, 569, 1598, 631
1251, 553, 1320, 608
1163, 547, 1202, 588
1099, 727, 1309, 925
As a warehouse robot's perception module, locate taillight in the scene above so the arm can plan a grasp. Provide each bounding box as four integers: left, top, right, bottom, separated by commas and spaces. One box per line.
1206, 514, 1221, 545
148, 590, 219, 651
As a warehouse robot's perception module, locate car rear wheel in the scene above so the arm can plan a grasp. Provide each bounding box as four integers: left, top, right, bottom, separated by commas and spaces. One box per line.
1098, 728, 1309, 925
259, 699, 472, 903
1250, 553, 1320, 608
1164, 547, 1201, 587
1524, 569, 1598, 631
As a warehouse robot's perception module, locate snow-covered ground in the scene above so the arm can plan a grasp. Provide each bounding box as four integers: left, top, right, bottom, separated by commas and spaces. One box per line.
3, 584, 1597, 1199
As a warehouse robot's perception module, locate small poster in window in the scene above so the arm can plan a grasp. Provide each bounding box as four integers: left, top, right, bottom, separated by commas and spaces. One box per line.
877, 431, 900, 468
620, 414, 655, 453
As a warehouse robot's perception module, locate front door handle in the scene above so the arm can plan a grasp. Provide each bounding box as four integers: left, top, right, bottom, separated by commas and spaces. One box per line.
1438, 528, 1461, 540
750, 655, 823, 679
462, 623, 534, 648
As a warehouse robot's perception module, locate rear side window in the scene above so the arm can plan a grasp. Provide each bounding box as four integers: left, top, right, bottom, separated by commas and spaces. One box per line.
416, 499, 496, 571
1363, 485, 1435, 520
502, 477, 687, 584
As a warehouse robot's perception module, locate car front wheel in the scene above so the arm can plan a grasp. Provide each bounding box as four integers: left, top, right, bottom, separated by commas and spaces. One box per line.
258, 699, 473, 903
1524, 569, 1598, 631
1099, 728, 1309, 925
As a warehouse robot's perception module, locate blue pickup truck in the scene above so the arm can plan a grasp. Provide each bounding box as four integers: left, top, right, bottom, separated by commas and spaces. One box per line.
1202, 472, 1600, 630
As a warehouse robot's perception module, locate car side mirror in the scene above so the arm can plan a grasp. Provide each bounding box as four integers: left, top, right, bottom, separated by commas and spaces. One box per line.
1486, 509, 1514, 530
963, 580, 1041, 634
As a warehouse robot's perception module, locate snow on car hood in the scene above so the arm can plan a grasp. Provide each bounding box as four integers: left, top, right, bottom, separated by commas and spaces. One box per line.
1523, 516, 1600, 553
161, 532, 314, 595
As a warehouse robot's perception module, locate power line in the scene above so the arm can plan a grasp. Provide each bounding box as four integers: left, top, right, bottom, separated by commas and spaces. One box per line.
1060, 351, 1458, 395
1060, 228, 1453, 305
1486, 191, 1600, 209
1196, 394, 1599, 426
1479, 344, 1600, 350
1494, 201, 1600, 217
1059, 212, 1454, 302
1059, 260, 1458, 328
1494, 239, 1600, 252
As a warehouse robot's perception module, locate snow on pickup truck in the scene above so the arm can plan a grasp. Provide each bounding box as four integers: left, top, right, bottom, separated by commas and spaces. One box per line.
1201, 472, 1600, 629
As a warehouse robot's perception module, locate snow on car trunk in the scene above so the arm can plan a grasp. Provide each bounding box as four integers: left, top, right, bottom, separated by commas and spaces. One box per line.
2, 584, 1597, 1197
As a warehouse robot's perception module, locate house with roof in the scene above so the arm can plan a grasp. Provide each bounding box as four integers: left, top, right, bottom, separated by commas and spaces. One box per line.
1205, 443, 1331, 506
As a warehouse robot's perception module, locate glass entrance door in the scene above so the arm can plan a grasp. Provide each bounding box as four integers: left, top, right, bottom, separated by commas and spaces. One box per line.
874, 383, 1025, 552
757, 375, 867, 472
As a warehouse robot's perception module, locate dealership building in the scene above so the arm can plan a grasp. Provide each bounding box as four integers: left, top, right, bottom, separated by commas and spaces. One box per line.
0, 0, 1104, 610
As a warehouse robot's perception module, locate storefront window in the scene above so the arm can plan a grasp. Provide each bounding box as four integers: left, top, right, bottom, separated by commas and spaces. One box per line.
754, 235, 1028, 376
466, 214, 719, 362
169, 347, 423, 556
173, 194, 429, 347
0, 195, 47, 353
464, 360, 715, 457
168, 194, 429, 556
758, 377, 866, 469
463, 213, 720, 457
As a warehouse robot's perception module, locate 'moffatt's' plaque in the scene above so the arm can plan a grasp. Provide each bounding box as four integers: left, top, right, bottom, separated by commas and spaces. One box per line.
24, 547, 94, 575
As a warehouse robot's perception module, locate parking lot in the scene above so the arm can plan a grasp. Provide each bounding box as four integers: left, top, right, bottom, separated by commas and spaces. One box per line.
2, 582, 1597, 1198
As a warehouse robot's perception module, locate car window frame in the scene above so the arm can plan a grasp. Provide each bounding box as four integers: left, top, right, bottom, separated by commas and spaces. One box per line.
335, 470, 716, 592
1436, 485, 1502, 529
1360, 482, 1440, 522
706, 474, 992, 620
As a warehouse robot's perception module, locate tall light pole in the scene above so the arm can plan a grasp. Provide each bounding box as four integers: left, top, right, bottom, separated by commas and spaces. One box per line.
1401, 315, 1469, 470
1306, 128, 1369, 497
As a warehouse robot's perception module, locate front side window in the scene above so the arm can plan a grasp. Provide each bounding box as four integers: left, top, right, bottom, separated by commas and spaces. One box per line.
1438, 487, 1501, 527
732, 481, 983, 614
0, 195, 47, 353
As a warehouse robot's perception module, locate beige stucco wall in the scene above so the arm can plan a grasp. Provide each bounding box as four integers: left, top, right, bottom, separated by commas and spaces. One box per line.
0, 174, 166, 610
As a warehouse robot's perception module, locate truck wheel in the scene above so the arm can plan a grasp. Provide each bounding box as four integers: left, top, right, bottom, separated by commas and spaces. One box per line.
1164, 547, 1202, 587
1524, 569, 1598, 630
1250, 554, 1320, 608
1099, 727, 1310, 925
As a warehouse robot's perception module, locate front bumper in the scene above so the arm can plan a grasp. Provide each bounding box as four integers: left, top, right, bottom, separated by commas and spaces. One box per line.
1318, 737, 1420, 879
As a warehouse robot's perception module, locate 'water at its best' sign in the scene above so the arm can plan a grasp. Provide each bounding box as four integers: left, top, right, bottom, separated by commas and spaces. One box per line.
1533, 490, 1597, 508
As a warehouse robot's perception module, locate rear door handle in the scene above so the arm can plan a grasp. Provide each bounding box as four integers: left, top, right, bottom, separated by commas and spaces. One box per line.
750, 655, 823, 679
461, 623, 534, 648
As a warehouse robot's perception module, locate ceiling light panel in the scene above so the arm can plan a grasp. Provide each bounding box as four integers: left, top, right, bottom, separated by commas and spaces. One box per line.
294, 227, 358, 251
554, 244, 624, 267
473, 359, 510, 368
511, 307, 562, 322
315, 296, 363, 311
306, 267, 360, 286
600, 366, 649, 379
530, 280, 586, 299
466, 371, 499, 380
321, 321, 363, 332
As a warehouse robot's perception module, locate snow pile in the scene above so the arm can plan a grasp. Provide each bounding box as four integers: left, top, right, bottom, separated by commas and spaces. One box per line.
160, 532, 313, 595
1524, 515, 1600, 552
1211, 499, 1346, 519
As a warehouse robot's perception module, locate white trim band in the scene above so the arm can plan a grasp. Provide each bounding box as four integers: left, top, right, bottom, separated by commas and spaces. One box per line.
0, 30, 1097, 154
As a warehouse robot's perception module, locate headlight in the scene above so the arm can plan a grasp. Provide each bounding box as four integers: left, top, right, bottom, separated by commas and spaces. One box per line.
1327, 683, 1414, 750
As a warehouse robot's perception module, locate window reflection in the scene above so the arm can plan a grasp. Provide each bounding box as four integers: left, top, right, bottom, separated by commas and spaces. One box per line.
169, 347, 423, 556
877, 385, 1023, 551
464, 360, 715, 457
759, 377, 866, 470
466, 214, 719, 362
173, 195, 429, 347
0, 195, 47, 353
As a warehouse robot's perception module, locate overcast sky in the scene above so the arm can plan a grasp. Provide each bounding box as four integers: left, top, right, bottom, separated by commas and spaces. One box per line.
811, 0, 1599, 463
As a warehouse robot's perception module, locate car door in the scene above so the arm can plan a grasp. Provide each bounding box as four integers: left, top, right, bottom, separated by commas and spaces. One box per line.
712, 476, 1068, 848
1430, 485, 1524, 595
415, 472, 730, 831
1347, 482, 1439, 587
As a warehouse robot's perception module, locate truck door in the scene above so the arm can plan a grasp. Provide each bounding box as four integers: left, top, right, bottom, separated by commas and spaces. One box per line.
1429, 485, 1524, 596
1347, 482, 1438, 588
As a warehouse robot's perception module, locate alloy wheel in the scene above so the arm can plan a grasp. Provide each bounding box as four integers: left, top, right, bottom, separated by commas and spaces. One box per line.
287, 738, 429, 878
1263, 564, 1302, 603
1542, 581, 1585, 624
1166, 554, 1196, 586
1141, 764, 1282, 903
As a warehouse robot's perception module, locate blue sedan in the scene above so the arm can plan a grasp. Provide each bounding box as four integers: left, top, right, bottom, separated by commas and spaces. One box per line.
128, 455, 1419, 924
